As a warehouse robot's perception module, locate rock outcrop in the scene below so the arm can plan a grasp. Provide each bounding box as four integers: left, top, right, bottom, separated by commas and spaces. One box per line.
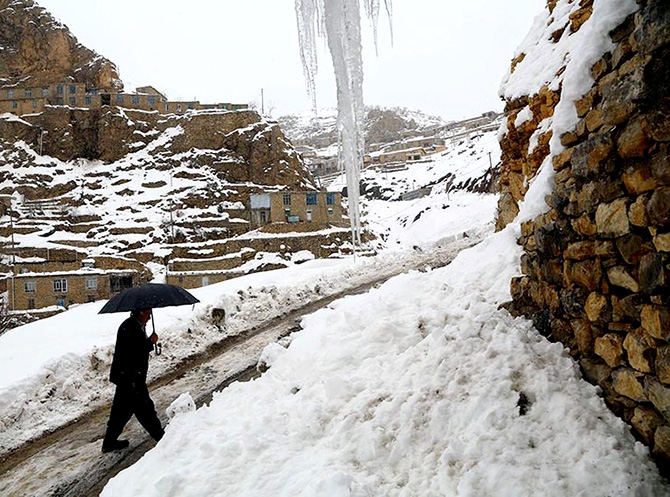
0, 0, 121, 90
498, 0, 670, 474
0, 1, 320, 264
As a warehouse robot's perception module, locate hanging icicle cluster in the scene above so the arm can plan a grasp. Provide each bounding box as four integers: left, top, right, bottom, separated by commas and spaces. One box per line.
295, 0, 392, 248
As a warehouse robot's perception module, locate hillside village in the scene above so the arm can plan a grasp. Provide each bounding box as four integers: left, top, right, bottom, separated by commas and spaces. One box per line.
0, 82, 249, 117
0, 0, 499, 326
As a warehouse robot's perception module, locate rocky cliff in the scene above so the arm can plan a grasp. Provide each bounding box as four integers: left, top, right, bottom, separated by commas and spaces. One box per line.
498, 0, 670, 474
0, 0, 318, 263
0, 0, 121, 90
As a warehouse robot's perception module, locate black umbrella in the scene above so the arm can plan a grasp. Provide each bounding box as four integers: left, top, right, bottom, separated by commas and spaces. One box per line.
99, 283, 199, 355
99, 283, 199, 314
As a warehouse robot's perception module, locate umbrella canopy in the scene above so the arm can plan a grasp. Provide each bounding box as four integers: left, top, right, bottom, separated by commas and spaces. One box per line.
99, 283, 200, 314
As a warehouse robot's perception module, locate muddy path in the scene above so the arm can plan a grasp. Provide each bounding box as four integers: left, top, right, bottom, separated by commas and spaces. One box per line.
0, 241, 475, 497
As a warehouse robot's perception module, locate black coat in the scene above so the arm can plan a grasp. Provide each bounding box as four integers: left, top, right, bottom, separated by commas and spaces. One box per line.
109, 316, 153, 386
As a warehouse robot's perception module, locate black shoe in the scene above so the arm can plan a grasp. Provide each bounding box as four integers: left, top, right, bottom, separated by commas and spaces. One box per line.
101, 439, 129, 453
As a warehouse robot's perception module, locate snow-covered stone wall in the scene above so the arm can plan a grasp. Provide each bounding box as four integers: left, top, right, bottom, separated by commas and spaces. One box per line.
498, 0, 670, 474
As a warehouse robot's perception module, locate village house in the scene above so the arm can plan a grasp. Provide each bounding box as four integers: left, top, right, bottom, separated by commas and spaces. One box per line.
0, 247, 148, 312
296, 145, 340, 179
364, 136, 446, 165
248, 191, 344, 227
5, 267, 141, 311
0, 82, 248, 116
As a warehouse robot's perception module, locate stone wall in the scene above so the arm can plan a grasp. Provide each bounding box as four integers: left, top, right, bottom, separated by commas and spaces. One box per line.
500, 0, 670, 473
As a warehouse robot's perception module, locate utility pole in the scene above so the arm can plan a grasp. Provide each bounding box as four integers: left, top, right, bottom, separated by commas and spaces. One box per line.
168, 172, 175, 243
8, 197, 16, 311
261, 88, 264, 116
38, 127, 44, 155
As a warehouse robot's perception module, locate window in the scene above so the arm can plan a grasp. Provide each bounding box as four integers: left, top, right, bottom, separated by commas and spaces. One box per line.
187, 103, 194, 110
202, 276, 210, 286
41, 88, 48, 97
57, 86, 63, 95
165, 104, 170, 112
177, 104, 182, 112
25, 88, 32, 97
32, 99, 38, 109
327, 193, 335, 205
53, 278, 68, 293
284, 208, 291, 217
27, 298, 35, 309
69, 97, 76, 106
85, 96, 92, 105
306, 210, 312, 221
12, 101, 17, 109
56, 97, 64, 105
24, 281, 36, 293
148, 96, 155, 106
306, 193, 317, 205
260, 211, 267, 223
7, 90, 14, 98
86, 277, 97, 290
110, 275, 132, 294
116, 95, 124, 104
132, 95, 140, 104
282, 194, 292, 206
56, 297, 66, 308
328, 207, 334, 216
69, 85, 76, 94
87, 295, 96, 303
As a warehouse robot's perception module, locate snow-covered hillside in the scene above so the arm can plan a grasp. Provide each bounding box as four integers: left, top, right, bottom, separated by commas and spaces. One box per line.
278, 106, 449, 149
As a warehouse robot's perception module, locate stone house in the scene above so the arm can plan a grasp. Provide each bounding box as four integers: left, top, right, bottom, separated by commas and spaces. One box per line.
367, 146, 426, 165
0, 82, 247, 116
1, 248, 148, 311
0, 82, 88, 114
249, 191, 344, 227
6, 268, 140, 311
364, 136, 446, 165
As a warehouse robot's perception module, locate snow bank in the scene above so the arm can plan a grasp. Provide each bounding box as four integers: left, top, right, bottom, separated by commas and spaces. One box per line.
101, 224, 665, 496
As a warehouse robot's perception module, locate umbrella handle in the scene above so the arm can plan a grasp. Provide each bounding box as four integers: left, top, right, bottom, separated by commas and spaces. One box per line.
150, 309, 161, 355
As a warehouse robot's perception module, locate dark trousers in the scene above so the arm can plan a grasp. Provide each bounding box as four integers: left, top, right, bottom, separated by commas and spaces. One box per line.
104, 382, 164, 443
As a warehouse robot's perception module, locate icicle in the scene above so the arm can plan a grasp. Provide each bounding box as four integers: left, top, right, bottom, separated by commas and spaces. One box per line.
363, 0, 381, 54
295, 0, 391, 249
294, 0, 325, 113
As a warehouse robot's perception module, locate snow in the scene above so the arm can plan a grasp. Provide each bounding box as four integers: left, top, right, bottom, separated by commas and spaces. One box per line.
99, 215, 665, 496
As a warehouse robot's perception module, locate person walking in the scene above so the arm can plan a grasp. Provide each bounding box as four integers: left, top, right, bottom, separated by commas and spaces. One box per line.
102, 308, 164, 453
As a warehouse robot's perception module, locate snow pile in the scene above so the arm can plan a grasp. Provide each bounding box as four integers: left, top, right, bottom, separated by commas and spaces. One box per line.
101, 224, 665, 496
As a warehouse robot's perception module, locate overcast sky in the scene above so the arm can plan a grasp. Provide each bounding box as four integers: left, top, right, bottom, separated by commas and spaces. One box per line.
35, 0, 545, 121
